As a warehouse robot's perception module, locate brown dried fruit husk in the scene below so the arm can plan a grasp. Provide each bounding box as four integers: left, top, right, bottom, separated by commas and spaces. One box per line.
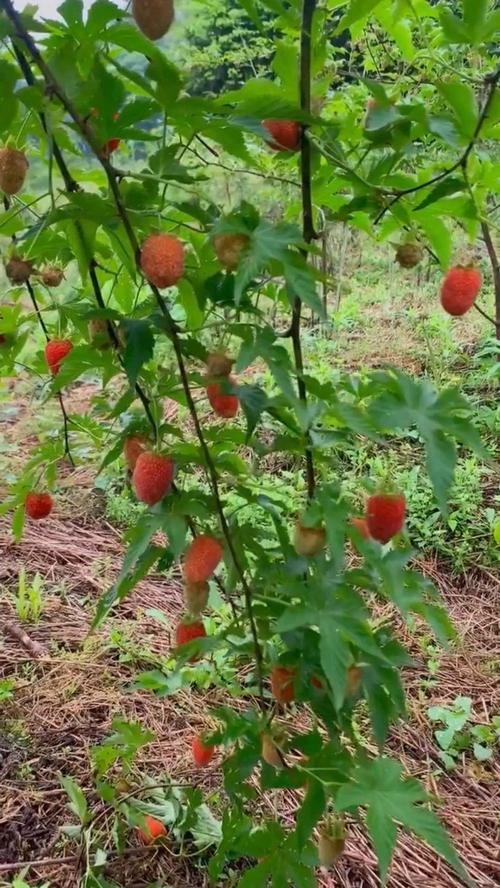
88, 318, 113, 350
293, 519, 326, 556
42, 266, 65, 287
261, 733, 284, 768
132, 0, 174, 41
318, 834, 345, 867
396, 243, 423, 268
0, 147, 29, 195
184, 580, 209, 616
206, 351, 234, 378
347, 664, 362, 696
5, 255, 34, 284
213, 233, 250, 270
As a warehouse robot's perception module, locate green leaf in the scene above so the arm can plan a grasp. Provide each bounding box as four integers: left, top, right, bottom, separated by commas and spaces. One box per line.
238, 383, 268, 438
0, 61, 19, 135
336, 758, 470, 885
437, 82, 478, 140
339, 0, 385, 31
295, 780, 325, 847
60, 775, 88, 824
121, 319, 155, 386
319, 618, 349, 710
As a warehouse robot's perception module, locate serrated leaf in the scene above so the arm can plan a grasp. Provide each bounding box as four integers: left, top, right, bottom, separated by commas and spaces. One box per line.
121, 319, 155, 385
61, 775, 88, 824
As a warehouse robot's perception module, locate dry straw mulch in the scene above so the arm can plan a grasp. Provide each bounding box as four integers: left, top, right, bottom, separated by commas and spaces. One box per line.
1, 514, 499, 888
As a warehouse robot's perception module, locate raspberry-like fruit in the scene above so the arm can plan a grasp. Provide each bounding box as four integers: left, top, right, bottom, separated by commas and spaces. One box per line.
41, 266, 64, 287
175, 618, 206, 661
365, 492, 406, 543
213, 233, 249, 270
123, 435, 149, 471
132, 452, 174, 505
140, 233, 184, 288
192, 735, 215, 767
440, 265, 482, 316
136, 815, 167, 845
0, 147, 28, 195
206, 380, 239, 419
184, 580, 209, 616
262, 119, 301, 151
395, 243, 423, 268
183, 535, 223, 584
45, 339, 73, 376
270, 665, 296, 704
5, 256, 34, 284
132, 0, 174, 40
293, 519, 326, 556
25, 492, 53, 519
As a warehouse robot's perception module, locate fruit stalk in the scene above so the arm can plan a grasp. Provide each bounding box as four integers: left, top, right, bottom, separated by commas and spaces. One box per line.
2, 1, 264, 695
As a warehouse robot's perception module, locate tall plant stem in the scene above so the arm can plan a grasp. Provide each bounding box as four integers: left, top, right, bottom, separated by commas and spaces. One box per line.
2, 0, 263, 697
292, 0, 318, 500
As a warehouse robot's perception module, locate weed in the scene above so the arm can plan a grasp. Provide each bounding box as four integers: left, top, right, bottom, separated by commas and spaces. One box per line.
14, 568, 44, 622
427, 696, 500, 770
0, 677, 16, 702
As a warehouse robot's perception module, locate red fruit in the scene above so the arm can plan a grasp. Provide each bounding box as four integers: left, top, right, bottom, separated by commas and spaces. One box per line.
140, 233, 185, 288
25, 492, 53, 519
104, 137, 121, 155
123, 435, 149, 471
350, 517, 370, 539
262, 119, 301, 151
440, 265, 482, 316
310, 674, 324, 690
183, 534, 223, 583
45, 339, 73, 375
136, 815, 167, 845
175, 619, 206, 661
365, 492, 406, 543
206, 380, 239, 419
132, 452, 174, 505
270, 666, 296, 704
192, 735, 215, 767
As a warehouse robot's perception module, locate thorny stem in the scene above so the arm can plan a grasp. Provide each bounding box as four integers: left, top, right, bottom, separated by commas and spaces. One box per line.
292, 0, 318, 501
481, 221, 500, 346
3, 1, 261, 693
25, 279, 75, 465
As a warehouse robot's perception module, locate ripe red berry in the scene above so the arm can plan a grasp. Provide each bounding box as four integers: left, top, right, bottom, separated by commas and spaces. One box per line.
44, 339, 73, 375
132, 452, 174, 505
365, 492, 406, 543
206, 380, 239, 419
262, 119, 301, 151
440, 265, 482, 316
123, 435, 149, 471
136, 815, 167, 845
270, 665, 296, 704
183, 534, 223, 583
175, 619, 206, 661
192, 735, 215, 767
25, 492, 53, 519
104, 137, 121, 155
140, 233, 185, 288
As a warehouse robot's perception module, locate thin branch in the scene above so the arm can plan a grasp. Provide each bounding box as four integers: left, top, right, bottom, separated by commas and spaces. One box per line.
25, 279, 75, 465
480, 220, 500, 340
374, 66, 500, 224
292, 0, 318, 501
3, 1, 260, 690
